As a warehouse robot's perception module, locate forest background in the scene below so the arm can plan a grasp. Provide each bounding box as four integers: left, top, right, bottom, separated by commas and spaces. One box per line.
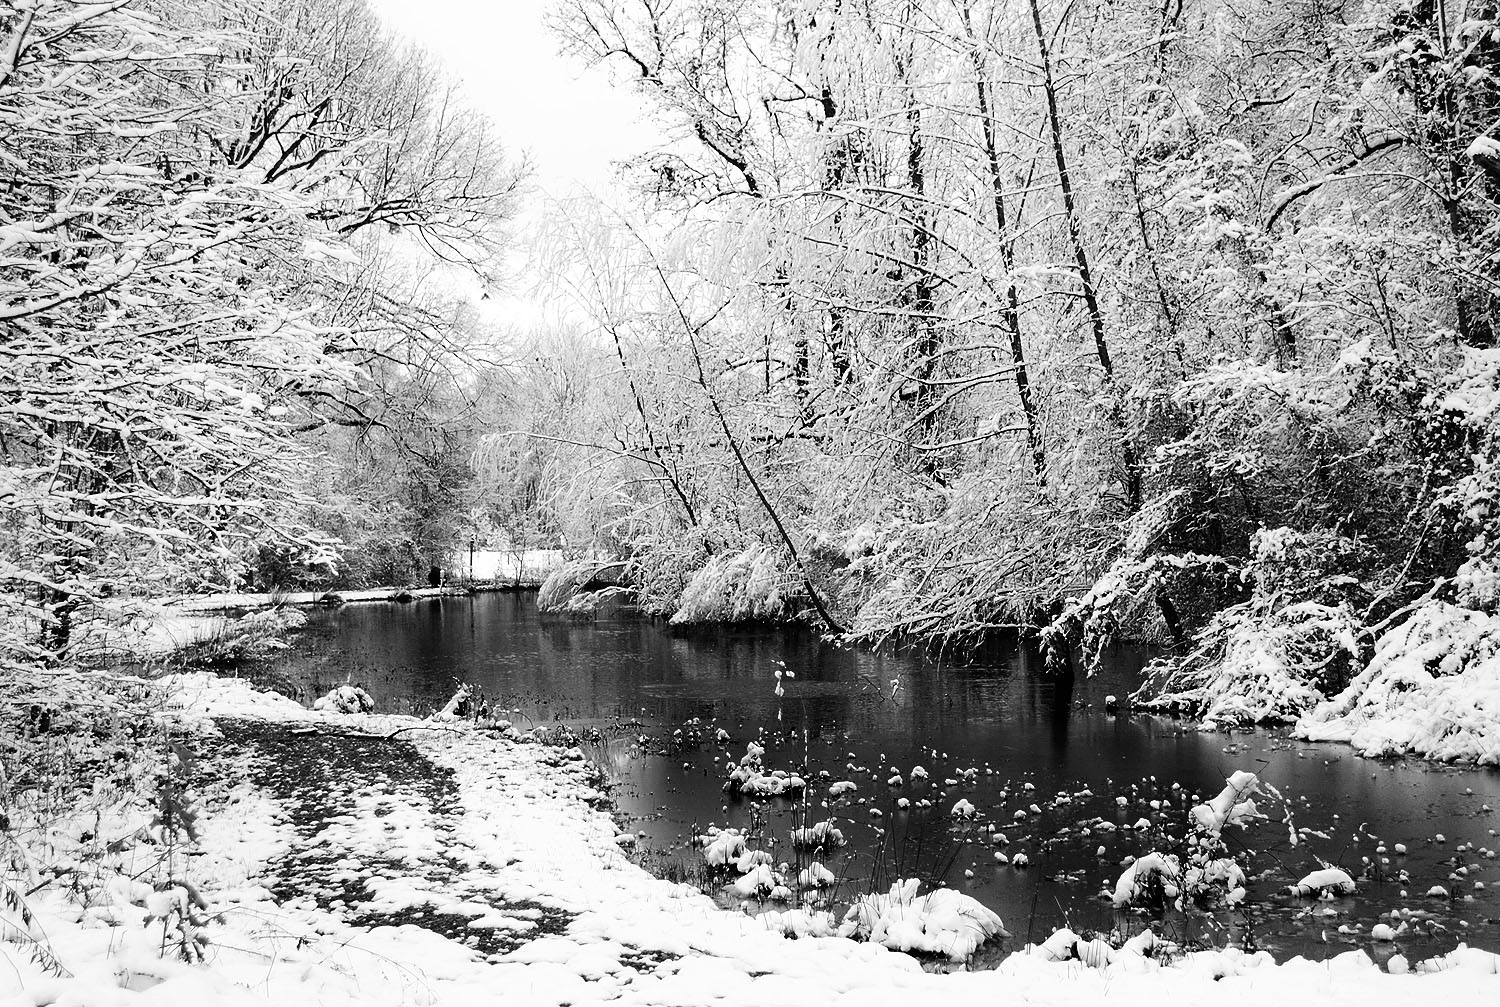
2, 0, 1499, 726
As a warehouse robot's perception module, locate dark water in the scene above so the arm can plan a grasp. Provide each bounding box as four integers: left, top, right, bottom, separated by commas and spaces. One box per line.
260, 591, 1500, 964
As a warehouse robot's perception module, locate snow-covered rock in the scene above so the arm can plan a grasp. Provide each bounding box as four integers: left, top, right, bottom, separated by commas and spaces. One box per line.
313, 684, 374, 714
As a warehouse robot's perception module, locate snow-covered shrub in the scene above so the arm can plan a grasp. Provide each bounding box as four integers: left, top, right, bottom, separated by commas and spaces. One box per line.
431, 684, 475, 721
1437, 347, 1500, 614
731, 863, 782, 897
1111, 852, 1182, 908
1114, 772, 1262, 910
536, 559, 626, 614
789, 819, 845, 851
699, 828, 747, 868
1190, 770, 1262, 835
625, 529, 710, 617
798, 862, 836, 888
838, 878, 1009, 961
1295, 602, 1500, 762
188, 606, 307, 664
722, 741, 805, 798
1042, 549, 1242, 675
1133, 529, 1367, 725
670, 544, 791, 624
1136, 599, 1361, 725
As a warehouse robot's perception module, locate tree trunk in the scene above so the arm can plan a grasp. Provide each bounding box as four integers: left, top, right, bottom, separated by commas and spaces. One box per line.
1027, 0, 1141, 510
964, 9, 1046, 484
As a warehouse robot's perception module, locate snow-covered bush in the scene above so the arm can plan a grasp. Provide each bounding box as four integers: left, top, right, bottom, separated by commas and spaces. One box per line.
622, 528, 711, 617
1111, 852, 1183, 908
1295, 602, 1500, 762
1042, 548, 1242, 675
188, 607, 308, 664
536, 559, 626, 614
700, 828, 747, 868
789, 819, 845, 851
722, 741, 806, 798
1133, 529, 1366, 725
1136, 598, 1362, 725
1113, 772, 1262, 911
670, 544, 791, 624
1438, 347, 1500, 614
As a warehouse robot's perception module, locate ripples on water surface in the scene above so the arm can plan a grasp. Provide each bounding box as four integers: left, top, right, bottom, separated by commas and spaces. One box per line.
259, 591, 1500, 964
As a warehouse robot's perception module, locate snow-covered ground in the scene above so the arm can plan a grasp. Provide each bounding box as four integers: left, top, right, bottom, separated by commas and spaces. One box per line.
5, 673, 1499, 1007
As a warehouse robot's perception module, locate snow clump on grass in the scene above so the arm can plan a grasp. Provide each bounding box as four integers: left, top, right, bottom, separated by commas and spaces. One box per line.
1112, 852, 1181, 907
724, 741, 806, 798
789, 819, 845, 850
700, 828, 747, 867
839, 879, 1009, 961
1191, 769, 1263, 834
799, 862, 836, 888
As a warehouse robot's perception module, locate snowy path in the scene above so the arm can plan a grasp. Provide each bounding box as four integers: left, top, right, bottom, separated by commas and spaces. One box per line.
207, 721, 581, 959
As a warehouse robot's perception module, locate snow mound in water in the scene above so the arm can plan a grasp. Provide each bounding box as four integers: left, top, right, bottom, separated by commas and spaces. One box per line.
1289, 867, 1356, 897
1295, 602, 1500, 763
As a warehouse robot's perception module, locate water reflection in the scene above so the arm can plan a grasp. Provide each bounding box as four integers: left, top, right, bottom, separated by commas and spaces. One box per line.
262, 592, 1500, 964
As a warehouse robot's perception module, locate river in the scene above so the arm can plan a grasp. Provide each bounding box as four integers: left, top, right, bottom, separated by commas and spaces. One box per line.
256, 590, 1500, 964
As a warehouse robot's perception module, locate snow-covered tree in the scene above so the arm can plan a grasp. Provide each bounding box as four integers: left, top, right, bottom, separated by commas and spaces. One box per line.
0, 0, 518, 667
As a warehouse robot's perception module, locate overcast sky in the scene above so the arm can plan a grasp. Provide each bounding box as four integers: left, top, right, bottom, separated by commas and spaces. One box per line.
369, 0, 654, 195
366, 0, 660, 323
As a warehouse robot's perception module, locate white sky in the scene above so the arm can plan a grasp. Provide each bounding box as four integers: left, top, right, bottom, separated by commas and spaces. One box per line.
367, 0, 660, 328
368, 0, 655, 196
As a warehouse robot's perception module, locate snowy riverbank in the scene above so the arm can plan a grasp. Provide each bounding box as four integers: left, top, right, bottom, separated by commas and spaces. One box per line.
77, 549, 569, 662
4, 673, 1499, 1007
